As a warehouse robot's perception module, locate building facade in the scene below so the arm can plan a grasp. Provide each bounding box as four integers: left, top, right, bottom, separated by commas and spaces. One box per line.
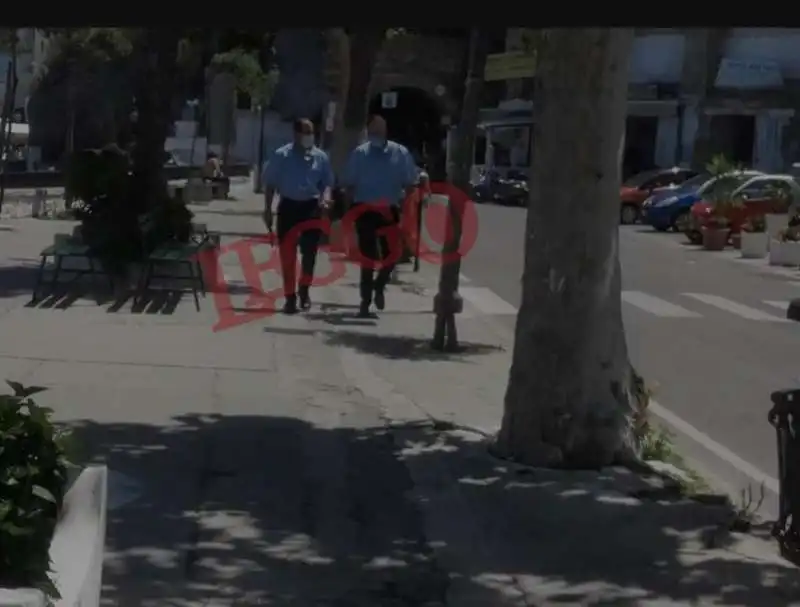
479, 28, 800, 178
0, 28, 50, 121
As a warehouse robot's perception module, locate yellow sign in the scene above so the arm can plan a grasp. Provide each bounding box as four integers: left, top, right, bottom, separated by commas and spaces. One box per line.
484, 51, 537, 82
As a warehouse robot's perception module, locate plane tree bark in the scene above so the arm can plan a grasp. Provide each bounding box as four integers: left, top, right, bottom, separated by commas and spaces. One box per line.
328, 27, 385, 172
128, 29, 181, 214
495, 28, 644, 468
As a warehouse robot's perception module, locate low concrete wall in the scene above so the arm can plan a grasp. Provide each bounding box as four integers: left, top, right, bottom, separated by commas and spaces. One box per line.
0, 589, 46, 607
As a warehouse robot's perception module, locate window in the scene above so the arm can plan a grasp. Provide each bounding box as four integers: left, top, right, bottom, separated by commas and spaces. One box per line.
702, 175, 750, 199
647, 170, 697, 190
739, 179, 791, 200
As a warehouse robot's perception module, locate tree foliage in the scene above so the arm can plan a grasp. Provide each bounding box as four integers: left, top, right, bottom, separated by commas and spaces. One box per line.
209, 46, 276, 104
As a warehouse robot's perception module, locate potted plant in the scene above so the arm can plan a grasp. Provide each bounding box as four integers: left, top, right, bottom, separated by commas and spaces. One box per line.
771, 225, 800, 267
0, 382, 108, 607
0, 381, 68, 602
740, 214, 769, 259
700, 155, 740, 252
765, 182, 792, 240
701, 213, 730, 251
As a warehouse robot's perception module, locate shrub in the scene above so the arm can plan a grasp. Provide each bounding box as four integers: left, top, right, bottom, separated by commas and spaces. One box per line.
0, 381, 70, 601
742, 215, 766, 233
69, 145, 140, 276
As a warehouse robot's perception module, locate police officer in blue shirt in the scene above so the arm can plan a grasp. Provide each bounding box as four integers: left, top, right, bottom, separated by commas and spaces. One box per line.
342, 114, 418, 317
262, 118, 334, 314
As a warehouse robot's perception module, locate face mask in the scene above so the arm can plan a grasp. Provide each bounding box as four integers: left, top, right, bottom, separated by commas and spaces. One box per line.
300, 134, 314, 149
368, 135, 385, 148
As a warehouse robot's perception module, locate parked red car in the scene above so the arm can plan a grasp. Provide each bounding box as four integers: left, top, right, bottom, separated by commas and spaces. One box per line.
619, 167, 698, 225
687, 174, 800, 244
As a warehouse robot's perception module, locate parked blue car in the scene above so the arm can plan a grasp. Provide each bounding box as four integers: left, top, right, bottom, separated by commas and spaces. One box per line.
641, 171, 764, 232
640, 173, 713, 231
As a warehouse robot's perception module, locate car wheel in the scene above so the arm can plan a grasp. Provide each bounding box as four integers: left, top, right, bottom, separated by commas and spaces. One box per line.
672, 210, 689, 233
620, 204, 639, 225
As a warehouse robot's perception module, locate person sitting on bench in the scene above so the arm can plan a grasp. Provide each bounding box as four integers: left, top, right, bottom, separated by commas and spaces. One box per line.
201, 152, 230, 198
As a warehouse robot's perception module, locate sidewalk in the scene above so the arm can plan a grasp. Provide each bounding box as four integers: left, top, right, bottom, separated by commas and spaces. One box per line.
0, 194, 798, 605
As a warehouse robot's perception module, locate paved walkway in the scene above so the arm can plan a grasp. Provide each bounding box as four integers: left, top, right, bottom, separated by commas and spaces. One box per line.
0, 191, 798, 605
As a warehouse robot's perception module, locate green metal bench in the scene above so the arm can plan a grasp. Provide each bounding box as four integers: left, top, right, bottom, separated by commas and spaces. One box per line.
30, 233, 113, 304
133, 215, 217, 311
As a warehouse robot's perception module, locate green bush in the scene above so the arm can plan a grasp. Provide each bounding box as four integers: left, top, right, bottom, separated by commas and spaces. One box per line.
69, 145, 141, 276
0, 381, 70, 601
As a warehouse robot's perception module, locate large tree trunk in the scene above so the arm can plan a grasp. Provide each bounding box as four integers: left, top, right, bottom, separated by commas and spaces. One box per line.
432, 28, 491, 350
129, 29, 180, 214
495, 28, 639, 469
329, 28, 384, 172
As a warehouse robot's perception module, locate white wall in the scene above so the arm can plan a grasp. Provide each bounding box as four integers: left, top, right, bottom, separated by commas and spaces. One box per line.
629, 34, 685, 84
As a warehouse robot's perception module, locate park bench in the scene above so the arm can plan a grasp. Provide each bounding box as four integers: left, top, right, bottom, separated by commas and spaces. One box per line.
133, 213, 218, 311
30, 229, 113, 304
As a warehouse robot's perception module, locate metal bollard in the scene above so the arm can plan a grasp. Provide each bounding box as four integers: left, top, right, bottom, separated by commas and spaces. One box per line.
769, 388, 800, 565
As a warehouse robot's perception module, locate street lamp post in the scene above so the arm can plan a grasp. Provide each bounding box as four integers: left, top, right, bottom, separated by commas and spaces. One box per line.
186, 98, 200, 168
255, 102, 266, 193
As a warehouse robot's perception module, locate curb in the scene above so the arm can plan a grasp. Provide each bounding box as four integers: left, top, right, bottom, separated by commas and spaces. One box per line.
51, 465, 108, 607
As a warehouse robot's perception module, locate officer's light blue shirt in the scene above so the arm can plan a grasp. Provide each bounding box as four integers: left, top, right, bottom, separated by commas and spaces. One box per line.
262, 143, 334, 201
342, 140, 418, 206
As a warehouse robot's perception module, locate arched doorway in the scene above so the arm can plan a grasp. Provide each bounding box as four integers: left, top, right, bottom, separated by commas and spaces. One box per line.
368, 86, 444, 177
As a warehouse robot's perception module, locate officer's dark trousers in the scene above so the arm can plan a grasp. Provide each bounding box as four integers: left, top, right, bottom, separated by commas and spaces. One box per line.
276, 198, 321, 298
352, 203, 401, 304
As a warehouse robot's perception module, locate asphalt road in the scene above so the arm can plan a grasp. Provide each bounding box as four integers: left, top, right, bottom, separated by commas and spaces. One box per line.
459, 202, 800, 517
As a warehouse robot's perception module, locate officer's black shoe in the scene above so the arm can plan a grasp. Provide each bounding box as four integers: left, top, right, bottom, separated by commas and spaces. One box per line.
299, 286, 311, 310
357, 301, 372, 318
374, 289, 385, 311
283, 296, 298, 315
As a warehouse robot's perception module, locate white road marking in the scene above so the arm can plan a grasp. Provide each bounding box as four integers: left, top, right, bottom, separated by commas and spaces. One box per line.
459, 287, 518, 315
621, 291, 700, 318
684, 293, 789, 322
763, 300, 790, 312
649, 399, 779, 495
459, 273, 472, 284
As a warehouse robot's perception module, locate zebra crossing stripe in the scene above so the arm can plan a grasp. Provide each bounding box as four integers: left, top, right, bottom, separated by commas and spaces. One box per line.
683, 293, 789, 322
459, 287, 518, 315
621, 291, 700, 318
762, 300, 790, 313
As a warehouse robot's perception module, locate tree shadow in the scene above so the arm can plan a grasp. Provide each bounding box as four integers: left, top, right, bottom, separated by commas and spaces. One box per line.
320, 330, 505, 362
0, 263, 40, 299
60, 413, 800, 606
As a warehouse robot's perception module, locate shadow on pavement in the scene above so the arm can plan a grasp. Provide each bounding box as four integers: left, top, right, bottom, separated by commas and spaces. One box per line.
321, 330, 504, 362
62, 413, 800, 606
0, 263, 40, 299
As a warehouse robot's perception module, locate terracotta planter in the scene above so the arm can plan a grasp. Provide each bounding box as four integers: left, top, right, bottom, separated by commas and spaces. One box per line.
702, 227, 729, 251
